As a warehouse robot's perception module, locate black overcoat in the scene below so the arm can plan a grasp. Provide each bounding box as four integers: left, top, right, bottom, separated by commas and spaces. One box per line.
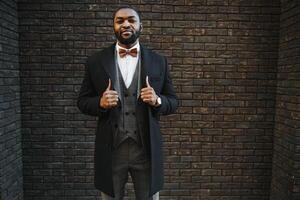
77, 44, 178, 197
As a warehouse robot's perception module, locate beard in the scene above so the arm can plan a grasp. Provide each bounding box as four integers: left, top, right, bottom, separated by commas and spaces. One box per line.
115, 28, 141, 46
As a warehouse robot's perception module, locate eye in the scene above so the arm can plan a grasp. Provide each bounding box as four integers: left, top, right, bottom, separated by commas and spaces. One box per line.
115, 19, 123, 24
128, 19, 136, 23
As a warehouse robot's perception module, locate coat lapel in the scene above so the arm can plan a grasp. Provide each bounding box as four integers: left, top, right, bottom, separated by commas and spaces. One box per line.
100, 44, 152, 103
100, 44, 122, 102
138, 45, 152, 98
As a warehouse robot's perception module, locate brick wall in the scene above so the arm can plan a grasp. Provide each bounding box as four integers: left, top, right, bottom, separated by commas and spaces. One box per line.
0, 0, 23, 200
18, 0, 280, 199
270, 0, 300, 200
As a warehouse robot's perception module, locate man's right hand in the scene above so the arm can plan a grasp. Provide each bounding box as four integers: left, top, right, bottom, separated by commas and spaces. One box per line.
100, 79, 119, 109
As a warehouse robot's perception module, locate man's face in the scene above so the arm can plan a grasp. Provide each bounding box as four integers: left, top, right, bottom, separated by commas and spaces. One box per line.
113, 8, 142, 46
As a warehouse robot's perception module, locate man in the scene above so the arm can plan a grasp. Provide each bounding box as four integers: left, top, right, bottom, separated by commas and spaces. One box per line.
77, 5, 178, 200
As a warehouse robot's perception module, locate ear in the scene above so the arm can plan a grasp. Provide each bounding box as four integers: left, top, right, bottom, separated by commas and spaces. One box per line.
140, 23, 143, 32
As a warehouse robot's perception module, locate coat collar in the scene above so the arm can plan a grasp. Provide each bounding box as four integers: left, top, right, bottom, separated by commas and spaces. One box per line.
100, 43, 153, 101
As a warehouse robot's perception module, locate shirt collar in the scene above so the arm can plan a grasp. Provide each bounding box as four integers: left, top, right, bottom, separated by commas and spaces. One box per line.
116, 41, 140, 54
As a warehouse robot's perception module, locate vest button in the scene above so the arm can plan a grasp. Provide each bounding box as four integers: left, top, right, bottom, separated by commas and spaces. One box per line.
132, 112, 135, 115
125, 112, 129, 115
114, 124, 118, 128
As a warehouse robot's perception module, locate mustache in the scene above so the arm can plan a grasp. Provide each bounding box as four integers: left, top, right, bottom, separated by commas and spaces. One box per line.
120, 29, 133, 33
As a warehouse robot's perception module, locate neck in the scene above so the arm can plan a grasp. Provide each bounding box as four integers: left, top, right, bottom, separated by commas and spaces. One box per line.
118, 40, 138, 49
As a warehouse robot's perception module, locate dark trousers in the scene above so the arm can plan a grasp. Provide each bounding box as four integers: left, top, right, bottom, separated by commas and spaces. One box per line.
101, 138, 159, 200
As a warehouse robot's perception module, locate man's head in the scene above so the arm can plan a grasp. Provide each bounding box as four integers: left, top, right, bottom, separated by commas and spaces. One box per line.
113, 6, 142, 47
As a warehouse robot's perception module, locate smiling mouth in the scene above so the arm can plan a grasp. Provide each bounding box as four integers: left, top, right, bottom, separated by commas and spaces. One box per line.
121, 31, 132, 37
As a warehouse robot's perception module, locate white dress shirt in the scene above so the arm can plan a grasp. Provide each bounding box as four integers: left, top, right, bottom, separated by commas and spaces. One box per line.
116, 42, 140, 88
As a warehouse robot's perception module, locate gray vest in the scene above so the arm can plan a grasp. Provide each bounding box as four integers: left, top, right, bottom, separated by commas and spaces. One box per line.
113, 65, 141, 148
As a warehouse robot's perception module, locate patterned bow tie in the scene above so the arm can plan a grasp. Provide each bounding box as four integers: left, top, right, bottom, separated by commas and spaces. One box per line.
119, 48, 138, 58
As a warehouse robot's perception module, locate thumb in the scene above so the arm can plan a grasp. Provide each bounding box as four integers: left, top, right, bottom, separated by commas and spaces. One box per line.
106, 79, 111, 91
146, 76, 150, 87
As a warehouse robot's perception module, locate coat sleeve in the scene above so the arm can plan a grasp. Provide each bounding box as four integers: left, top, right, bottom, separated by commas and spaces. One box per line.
77, 61, 104, 117
152, 57, 178, 116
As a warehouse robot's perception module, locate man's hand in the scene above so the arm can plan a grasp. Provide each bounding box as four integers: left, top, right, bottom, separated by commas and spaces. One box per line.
141, 76, 158, 107
100, 79, 119, 109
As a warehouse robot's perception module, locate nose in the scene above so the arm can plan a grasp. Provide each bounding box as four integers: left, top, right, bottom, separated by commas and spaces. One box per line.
122, 20, 130, 28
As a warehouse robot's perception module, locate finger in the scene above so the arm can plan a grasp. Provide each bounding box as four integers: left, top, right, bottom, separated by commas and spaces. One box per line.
146, 76, 150, 87
107, 99, 118, 105
106, 78, 112, 91
106, 98, 118, 106
141, 92, 154, 98
142, 97, 151, 101
142, 98, 152, 104
105, 94, 119, 100
141, 95, 153, 101
103, 91, 118, 98
104, 90, 118, 96
141, 87, 153, 93
141, 94, 153, 100
108, 99, 118, 106
141, 90, 154, 95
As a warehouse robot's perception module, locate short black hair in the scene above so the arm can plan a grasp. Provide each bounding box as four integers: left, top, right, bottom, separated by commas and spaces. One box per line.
113, 5, 141, 22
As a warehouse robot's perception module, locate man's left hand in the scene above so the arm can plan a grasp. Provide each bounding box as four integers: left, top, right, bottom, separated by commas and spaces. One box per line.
141, 76, 158, 107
